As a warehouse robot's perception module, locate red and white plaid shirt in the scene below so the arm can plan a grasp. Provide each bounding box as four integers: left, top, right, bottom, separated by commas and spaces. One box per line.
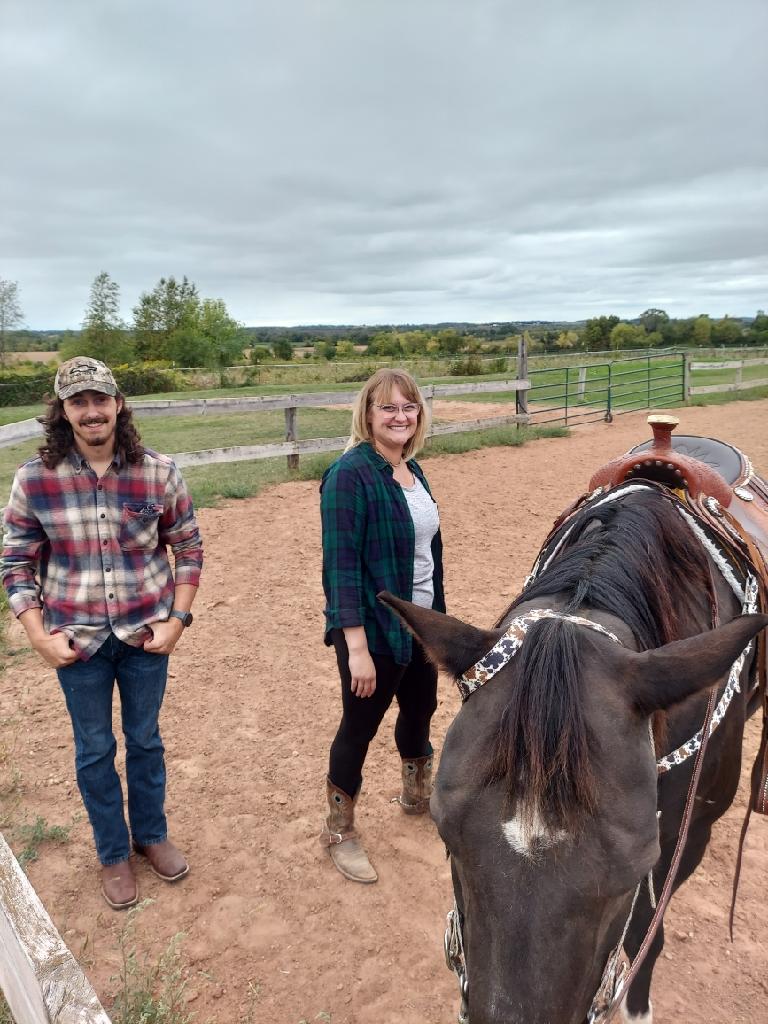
1, 447, 203, 660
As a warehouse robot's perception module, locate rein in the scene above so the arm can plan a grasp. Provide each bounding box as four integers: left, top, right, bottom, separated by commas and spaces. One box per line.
444, 483, 763, 1024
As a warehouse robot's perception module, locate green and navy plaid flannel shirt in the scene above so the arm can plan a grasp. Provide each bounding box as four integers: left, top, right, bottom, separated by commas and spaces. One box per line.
320, 441, 445, 665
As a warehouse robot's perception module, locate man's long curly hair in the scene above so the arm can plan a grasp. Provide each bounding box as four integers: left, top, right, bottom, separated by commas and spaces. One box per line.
37, 392, 145, 469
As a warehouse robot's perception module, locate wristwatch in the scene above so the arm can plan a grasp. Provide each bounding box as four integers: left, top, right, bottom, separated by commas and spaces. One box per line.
169, 610, 194, 627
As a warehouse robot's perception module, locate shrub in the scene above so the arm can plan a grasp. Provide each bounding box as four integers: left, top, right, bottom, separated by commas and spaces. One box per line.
449, 356, 484, 376
0, 371, 56, 406
113, 365, 184, 397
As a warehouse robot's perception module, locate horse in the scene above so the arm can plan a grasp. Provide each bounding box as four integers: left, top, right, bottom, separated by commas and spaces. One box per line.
380, 476, 768, 1024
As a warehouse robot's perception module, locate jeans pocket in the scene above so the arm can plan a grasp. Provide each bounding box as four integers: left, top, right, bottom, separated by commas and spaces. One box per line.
119, 503, 163, 551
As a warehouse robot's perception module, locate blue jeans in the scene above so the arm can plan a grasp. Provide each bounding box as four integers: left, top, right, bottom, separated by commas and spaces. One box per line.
56, 634, 169, 865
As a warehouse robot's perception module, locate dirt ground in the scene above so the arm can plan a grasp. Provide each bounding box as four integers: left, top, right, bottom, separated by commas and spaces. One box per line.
3, 402, 768, 1024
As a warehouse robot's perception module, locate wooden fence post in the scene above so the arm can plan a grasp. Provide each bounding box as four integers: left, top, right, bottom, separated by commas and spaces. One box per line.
0, 832, 111, 1023
683, 352, 691, 400
577, 366, 587, 401
516, 336, 529, 422
285, 406, 299, 470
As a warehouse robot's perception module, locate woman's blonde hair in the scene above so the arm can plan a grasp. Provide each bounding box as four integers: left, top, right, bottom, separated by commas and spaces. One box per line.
344, 367, 429, 458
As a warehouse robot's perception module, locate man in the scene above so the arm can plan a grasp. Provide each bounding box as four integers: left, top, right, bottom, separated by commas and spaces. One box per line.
1, 357, 203, 910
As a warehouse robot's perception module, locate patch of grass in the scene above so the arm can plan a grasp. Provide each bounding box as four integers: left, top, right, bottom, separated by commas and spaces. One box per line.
111, 901, 192, 1024
180, 428, 564, 507
425, 424, 567, 457
15, 815, 70, 869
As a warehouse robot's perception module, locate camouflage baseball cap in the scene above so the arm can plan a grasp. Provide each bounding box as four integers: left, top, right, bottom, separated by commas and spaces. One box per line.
54, 357, 118, 400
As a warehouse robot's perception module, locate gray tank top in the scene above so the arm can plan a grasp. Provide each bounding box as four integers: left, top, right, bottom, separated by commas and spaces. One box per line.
401, 475, 440, 609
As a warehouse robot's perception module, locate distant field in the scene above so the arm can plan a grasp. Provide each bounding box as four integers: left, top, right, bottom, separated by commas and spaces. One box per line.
4, 351, 58, 363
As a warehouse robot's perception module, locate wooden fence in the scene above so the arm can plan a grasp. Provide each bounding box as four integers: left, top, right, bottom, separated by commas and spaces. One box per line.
687, 356, 768, 396
0, 831, 111, 1023
0, 379, 531, 470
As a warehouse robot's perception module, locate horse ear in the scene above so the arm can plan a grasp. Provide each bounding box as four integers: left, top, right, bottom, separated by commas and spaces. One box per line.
377, 591, 502, 677
625, 613, 768, 714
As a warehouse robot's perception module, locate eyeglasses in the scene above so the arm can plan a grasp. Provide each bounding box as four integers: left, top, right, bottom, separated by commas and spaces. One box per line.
373, 402, 421, 416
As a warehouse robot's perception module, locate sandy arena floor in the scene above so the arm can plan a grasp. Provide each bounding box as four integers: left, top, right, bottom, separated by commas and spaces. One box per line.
2, 401, 768, 1023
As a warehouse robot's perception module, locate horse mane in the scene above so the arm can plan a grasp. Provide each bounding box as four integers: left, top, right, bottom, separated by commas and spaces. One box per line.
484, 488, 717, 834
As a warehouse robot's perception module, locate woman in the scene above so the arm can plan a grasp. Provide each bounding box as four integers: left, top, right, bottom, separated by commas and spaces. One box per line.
319, 368, 445, 884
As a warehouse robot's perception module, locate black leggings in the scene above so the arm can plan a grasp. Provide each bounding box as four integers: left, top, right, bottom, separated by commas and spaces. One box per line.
328, 629, 438, 797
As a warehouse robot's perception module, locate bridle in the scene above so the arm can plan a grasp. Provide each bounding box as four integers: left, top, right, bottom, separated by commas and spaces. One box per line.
443, 484, 761, 1024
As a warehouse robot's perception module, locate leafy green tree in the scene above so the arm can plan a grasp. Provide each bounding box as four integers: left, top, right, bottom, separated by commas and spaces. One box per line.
249, 346, 270, 364
638, 308, 669, 334
0, 278, 24, 367
748, 310, 768, 346
315, 340, 337, 361
583, 315, 620, 351
198, 298, 244, 365
555, 330, 579, 350
133, 276, 199, 360
692, 315, 712, 347
72, 271, 135, 365
711, 316, 743, 346
335, 340, 356, 358
644, 331, 664, 349
368, 333, 401, 357
609, 322, 644, 350
272, 338, 294, 361
436, 329, 463, 355
399, 331, 429, 355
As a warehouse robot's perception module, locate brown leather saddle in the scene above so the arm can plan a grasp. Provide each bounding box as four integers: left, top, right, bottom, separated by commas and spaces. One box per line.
589, 414, 768, 817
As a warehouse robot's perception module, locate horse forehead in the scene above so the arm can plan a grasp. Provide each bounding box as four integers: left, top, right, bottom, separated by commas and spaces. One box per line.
501, 810, 567, 857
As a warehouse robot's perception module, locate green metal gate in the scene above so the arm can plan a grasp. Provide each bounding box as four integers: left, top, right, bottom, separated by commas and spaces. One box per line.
524, 352, 686, 426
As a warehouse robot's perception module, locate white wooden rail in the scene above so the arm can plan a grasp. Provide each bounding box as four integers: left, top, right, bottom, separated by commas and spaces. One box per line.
0, 831, 111, 1023
0, 380, 531, 468
688, 356, 768, 396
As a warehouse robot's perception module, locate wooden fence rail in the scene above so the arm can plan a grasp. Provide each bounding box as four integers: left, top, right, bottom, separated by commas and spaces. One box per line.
0, 831, 111, 1023
687, 356, 768, 396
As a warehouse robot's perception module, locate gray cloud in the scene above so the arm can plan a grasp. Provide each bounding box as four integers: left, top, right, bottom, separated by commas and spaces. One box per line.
1, 0, 766, 328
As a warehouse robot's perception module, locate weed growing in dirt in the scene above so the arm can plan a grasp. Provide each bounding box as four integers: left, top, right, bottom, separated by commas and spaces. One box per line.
298, 1013, 331, 1024
16, 815, 70, 868
111, 901, 192, 1024
0, 718, 23, 835
0, 992, 13, 1024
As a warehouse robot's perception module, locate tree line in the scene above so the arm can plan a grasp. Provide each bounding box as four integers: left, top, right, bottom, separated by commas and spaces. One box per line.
1, 273, 766, 369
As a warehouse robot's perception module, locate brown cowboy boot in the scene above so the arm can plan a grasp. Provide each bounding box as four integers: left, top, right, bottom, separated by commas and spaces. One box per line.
320, 779, 377, 884
101, 859, 139, 910
397, 754, 433, 814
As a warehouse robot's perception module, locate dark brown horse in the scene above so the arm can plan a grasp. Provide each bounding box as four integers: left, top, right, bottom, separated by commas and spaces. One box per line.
381, 482, 767, 1024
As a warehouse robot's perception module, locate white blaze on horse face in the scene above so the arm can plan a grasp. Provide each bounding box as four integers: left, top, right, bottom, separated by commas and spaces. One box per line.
501, 808, 566, 857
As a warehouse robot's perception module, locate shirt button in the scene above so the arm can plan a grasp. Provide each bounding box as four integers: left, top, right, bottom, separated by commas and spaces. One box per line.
102, 539, 108, 546
105, 567, 111, 573
100, 513, 106, 519
108, 593, 114, 599
97, 484, 103, 491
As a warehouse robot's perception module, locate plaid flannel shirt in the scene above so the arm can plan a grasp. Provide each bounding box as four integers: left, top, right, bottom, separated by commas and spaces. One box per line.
320, 441, 445, 665
1, 447, 203, 661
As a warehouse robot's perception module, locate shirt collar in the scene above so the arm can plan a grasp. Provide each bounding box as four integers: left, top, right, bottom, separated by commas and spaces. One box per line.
67, 447, 123, 474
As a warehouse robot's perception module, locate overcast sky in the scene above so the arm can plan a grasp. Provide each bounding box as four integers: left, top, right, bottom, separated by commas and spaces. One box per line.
2, 0, 767, 329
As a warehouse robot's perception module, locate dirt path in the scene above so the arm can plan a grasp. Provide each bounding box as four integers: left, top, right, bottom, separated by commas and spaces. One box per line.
3, 402, 768, 1023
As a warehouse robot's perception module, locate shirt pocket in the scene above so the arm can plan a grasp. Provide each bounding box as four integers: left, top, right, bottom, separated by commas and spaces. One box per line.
118, 502, 164, 551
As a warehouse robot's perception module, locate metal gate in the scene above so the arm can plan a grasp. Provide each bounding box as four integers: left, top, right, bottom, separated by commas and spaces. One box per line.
524, 352, 686, 427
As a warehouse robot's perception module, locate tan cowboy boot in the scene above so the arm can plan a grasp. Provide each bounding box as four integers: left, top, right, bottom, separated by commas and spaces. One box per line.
320, 779, 377, 884
397, 754, 433, 814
